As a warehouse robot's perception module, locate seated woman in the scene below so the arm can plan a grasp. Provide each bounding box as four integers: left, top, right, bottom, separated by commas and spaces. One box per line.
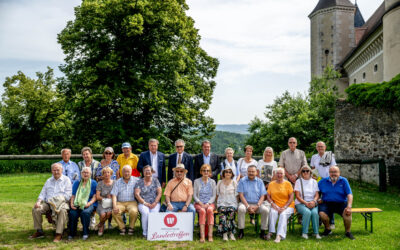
134, 165, 162, 239
266, 168, 294, 243
216, 166, 238, 241
95, 166, 115, 236
68, 167, 97, 240
295, 165, 320, 239
194, 164, 216, 243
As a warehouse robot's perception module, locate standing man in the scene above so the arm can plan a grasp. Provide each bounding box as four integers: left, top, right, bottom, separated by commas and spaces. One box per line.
30, 163, 72, 242
318, 166, 355, 240
168, 139, 194, 182
278, 137, 307, 185
59, 148, 80, 183
117, 142, 140, 177
310, 141, 336, 179
194, 140, 221, 182
137, 138, 166, 188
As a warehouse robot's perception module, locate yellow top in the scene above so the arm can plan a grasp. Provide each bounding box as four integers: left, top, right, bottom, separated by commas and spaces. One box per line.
117, 153, 139, 176
267, 180, 295, 208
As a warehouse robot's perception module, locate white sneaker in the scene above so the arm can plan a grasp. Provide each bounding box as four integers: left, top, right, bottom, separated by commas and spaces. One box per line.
302, 233, 308, 239
315, 234, 322, 239
223, 233, 228, 241
82, 235, 89, 240
90, 216, 96, 230
229, 233, 236, 241
330, 224, 335, 230
274, 235, 281, 243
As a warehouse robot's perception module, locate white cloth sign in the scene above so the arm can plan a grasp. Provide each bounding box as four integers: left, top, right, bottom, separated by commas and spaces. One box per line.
147, 212, 193, 241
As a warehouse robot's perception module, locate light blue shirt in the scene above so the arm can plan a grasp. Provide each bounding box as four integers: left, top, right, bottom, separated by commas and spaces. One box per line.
59, 160, 80, 183
237, 176, 267, 204
111, 176, 139, 202
203, 154, 210, 165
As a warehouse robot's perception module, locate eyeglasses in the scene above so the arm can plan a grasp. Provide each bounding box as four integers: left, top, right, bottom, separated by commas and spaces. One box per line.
105, 152, 113, 155
225, 171, 232, 174
302, 170, 310, 173
175, 145, 184, 148
175, 170, 184, 173
202, 170, 210, 172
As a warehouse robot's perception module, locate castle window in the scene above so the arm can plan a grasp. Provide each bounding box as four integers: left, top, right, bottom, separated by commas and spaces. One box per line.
362, 72, 366, 80
354, 79, 357, 84
374, 64, 378, 72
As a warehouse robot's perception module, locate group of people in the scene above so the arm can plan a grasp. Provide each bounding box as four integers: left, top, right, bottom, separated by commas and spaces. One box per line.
30, 137, 355, 243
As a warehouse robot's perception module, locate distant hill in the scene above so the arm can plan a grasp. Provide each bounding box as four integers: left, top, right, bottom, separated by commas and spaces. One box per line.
215, 124, 250, 134
210, 131, 249, 155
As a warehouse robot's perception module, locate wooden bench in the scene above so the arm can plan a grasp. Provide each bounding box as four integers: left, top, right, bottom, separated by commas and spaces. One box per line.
351, 208, 382, 233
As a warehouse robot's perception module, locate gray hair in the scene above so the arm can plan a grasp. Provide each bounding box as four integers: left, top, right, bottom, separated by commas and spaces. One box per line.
175, 139, 185, 146
274, 167, 285, 175
81, 146, 92, 155
51, 162, 62, 170
61, 148, 71, 154
148, 138, 159, 145
81, 166, 92, 173
201, 140, 211, 147
288, 137, 297, 143
122, 165, 132, 172
247, 165, 257, 171
224, 147, 234, 155
316, 141, 326, 147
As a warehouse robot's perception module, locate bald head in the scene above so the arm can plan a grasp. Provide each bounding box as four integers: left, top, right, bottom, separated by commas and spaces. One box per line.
288, 137, 297, 151
329, 166, 340, 182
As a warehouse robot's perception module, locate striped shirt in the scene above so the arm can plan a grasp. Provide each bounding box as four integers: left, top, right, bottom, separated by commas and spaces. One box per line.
111, 176, 139, 202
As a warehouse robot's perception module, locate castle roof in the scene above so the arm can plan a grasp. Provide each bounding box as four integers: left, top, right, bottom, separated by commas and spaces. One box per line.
354, 3, 365, 27
309, 0, 354, 17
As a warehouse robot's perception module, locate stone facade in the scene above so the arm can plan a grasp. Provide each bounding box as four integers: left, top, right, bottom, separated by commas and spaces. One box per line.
334, 100, 400, 185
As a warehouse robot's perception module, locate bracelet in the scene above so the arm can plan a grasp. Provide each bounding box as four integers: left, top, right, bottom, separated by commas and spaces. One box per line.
246, 205, 250, 209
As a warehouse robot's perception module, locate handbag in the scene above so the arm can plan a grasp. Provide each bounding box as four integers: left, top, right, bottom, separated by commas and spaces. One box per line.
101, 198, 112, 209
160, 179, 184, 212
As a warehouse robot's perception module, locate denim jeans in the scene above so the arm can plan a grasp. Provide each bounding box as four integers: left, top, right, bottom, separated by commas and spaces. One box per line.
168, 202, 196, 224
295, 204, 319, 234
68, 205, 95, 236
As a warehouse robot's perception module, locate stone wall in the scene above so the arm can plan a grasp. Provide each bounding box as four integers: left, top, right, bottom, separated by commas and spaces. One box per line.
334, 99, 400, 185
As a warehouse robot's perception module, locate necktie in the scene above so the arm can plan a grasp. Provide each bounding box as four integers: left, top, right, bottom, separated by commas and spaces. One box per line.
178, 154, 182, 164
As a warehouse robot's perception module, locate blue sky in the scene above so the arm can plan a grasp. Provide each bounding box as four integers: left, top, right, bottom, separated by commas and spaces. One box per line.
0, 0, 383, 124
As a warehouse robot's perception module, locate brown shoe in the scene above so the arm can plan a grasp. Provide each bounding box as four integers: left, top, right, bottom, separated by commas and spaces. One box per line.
53, 233, 62, 243
29, 231, 44, 239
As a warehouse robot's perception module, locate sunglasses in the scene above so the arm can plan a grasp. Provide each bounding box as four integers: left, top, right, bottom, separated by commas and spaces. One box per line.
302, 170, 310, 173
225, 171, 232, 174
175, 170, 184, 173
105, 152, 113, 155
176, 145, 184, 148
202, 170, 210, 172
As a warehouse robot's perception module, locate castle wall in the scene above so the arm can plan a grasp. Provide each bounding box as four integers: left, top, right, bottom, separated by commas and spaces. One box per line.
383, 4, 400, 81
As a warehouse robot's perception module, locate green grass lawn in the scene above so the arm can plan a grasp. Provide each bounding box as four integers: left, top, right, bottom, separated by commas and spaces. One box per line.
0, 173, 399, 249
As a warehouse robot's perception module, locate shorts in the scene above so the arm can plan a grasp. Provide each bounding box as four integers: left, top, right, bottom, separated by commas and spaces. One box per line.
318, 201, 347, 218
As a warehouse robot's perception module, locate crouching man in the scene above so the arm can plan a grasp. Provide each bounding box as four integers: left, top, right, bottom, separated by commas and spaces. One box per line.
30, 163, 72, 242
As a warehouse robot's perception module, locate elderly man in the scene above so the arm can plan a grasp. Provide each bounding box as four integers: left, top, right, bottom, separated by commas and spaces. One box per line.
137, 138, 166, 187
311, 141, 337, 179
278, 137, 307, 185
168, 139, 194, 182
111, 165, 139, 235
194, 140, 221, 182
237, 165, 270, 240
164, 164, 196, 224
30, 163, 72, 242
117, 142, 140, 177
59, 148, 80, 183
318, 166, 355, 240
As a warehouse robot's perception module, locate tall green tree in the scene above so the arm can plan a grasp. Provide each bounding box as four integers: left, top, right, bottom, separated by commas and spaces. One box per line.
57, 0, 219, 152
0, 68, 71, 154
246, 67, 341, 155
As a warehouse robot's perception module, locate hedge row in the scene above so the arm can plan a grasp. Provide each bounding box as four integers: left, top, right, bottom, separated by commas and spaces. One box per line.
346, 73, 400, 109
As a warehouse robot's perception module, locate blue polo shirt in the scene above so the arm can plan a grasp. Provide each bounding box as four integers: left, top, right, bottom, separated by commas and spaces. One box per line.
237, 176, 267, 204
318, 176, 352, 202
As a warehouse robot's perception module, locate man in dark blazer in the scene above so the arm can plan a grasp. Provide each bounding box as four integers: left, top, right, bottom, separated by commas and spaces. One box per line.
194, 140, 221, 182
137, 138, 166, 188
168, 139, 194, 182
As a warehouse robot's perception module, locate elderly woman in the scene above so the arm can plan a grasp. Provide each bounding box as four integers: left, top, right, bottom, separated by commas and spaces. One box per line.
258, 147, 278, 187
220, 147, 238, 178
266, 168, 294, 243
216, 166, 238, 241
295, 165, 320, 239
78, 147, 100, 180
135, 165, 162, 238
194, 164, 217, 243
68, 167, 97, 240
96, 147, 120, 181
95, 167, 115, 236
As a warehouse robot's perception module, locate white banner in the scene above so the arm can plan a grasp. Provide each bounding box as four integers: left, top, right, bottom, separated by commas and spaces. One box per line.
147, 212, 193, 241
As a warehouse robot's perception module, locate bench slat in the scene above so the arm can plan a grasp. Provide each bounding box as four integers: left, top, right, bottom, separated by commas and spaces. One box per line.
351, 208, 382, 213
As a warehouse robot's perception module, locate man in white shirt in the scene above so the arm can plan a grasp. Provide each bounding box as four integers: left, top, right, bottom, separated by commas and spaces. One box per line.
30, 163, 72, 242
310, 141, 336, 179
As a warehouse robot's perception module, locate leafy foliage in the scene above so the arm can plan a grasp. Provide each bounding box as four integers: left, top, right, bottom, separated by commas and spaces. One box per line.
57, 0, 219, 153
246, 67, 341, 155
346, 73, 400, 109
0, 68, 73, 154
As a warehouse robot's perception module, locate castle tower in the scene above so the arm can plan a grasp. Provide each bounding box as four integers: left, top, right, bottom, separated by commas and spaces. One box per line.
309, 0, 357, 77
383, 0, 400, 81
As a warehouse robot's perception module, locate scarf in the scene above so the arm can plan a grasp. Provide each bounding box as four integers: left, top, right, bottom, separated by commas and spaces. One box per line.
74, 179, 91, 208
